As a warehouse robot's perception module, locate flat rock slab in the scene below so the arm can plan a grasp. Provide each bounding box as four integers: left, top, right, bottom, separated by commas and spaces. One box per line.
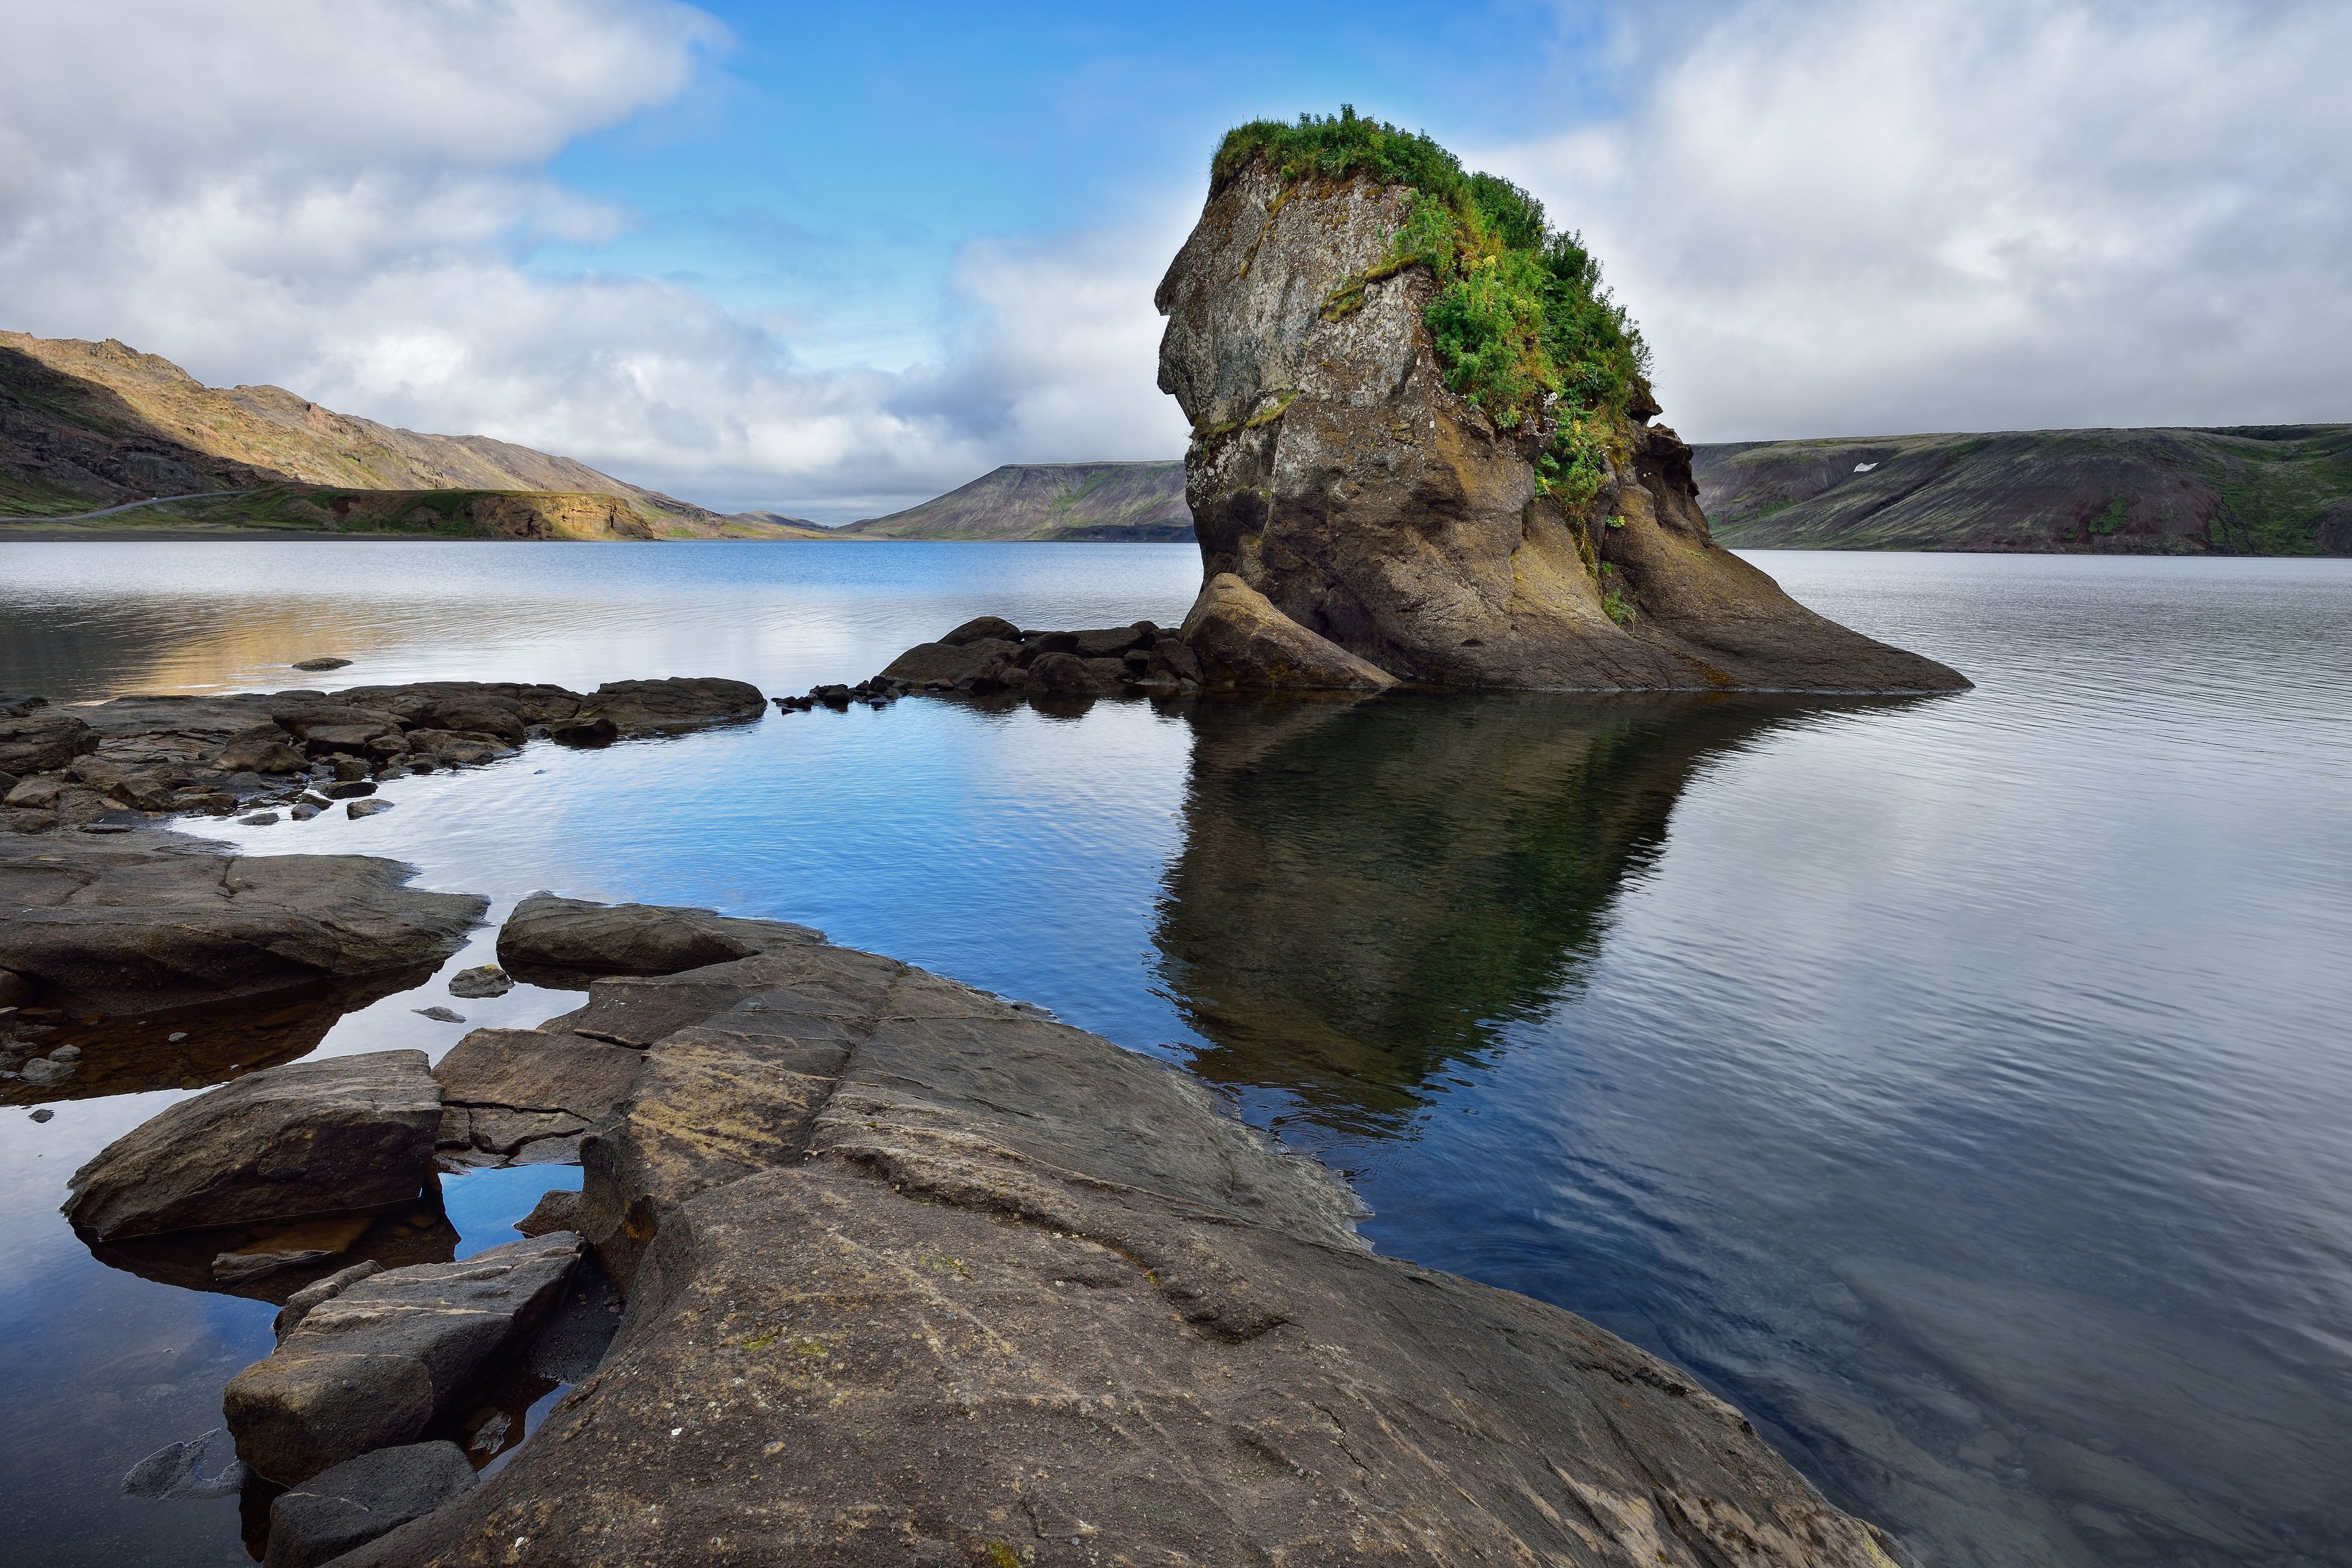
63, 1049, 441, 1241
495, 889, 821, 983
0, 833, 485, 1016
433, 1027, 644, 1166
264, 1440, 475, 1568
330, 895, 1901, 1567
225, 1231, 582, 1484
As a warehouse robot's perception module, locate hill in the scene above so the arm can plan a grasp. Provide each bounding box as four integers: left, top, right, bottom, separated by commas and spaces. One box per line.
0, 330, 831, 540
842, 461, 1190, 540
1694, 425, 2352, 554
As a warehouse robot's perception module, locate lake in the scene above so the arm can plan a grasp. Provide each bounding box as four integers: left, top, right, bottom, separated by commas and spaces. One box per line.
3, 541, 2348, 1567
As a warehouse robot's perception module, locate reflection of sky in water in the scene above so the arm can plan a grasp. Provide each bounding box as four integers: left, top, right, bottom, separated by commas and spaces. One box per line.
2, 545, 2349, 1566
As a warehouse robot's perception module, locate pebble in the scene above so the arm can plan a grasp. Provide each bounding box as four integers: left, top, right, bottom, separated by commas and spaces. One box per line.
29, 1108, 53, 1123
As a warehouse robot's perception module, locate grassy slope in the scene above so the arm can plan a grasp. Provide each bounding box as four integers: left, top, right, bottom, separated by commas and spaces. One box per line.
841, 462, 1191, 541
1695, 425, 2352, 555
0, 486, 834, 541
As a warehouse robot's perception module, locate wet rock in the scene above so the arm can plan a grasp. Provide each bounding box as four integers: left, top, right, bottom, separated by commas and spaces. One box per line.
446, 965, 511, 1000
274, 1261, 384, 1341
0, 835, 483, 1016
333, 901, 1897, 1568
121, 1426, 252, 1501
1182, 571, 1399, 691
413, 1006, 466, 1023
5, 774, 63, 809
432, 1027, 642, 1166
216, 729, 311, 774
288, 804, 320, 822
223, 1231, 583, 1483
62, 1049, 442, 1241
212, 1213, 377, 1284
326, 756, 371, 782
346, 798, 394, 820
291, 658, 353, 672
569, 677, 766, 736
496, 890, 820, 984
239, 812, 281, 826
28, 1107, 53, 1122
0, 709, 99, 774
21, 1055, 74, 1086
549, 715, 616, 747
940, 614, 1023, 646
322, 779, 375, 799
263, 1441, 477, 1568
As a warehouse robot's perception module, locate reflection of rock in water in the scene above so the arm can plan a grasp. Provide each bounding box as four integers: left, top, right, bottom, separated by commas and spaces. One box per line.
0, 965, 437, 1107
86, 1200, 460, 1304
1156, 693, 1867, 1131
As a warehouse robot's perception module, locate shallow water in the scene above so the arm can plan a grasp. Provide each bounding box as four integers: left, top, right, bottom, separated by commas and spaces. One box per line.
2, 541, 2348, 1566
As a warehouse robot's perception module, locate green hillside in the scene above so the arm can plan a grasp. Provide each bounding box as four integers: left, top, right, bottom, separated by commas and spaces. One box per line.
842, 462, 1191, 541
1694, 425, 2352, 554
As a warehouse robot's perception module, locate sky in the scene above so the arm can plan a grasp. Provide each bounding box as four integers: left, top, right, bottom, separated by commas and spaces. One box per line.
2, 0, 2345, 520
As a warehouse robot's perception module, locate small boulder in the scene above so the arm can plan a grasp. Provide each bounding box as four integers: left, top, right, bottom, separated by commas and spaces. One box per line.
940, 614, 1023, 646
550, 715, 617, 748
263, 1441, 475, 1568
322, 780, 375, 799
223, 1231, 582, 1483
515, 1187, 582, 1238
1181, 573, 1399, 692
290, 658, 352, 672
239, 812, 282, 826
0, 710, 99, 775
346, 799, 394, 820
446, 965, 511, 999
216, 729, 310, 774
62, 1050, 442, 1242
496, 890, 821, 981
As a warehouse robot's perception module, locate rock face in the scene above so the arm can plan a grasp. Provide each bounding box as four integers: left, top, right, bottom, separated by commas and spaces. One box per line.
1153, 159, 1968, 694
0, 834, 484, 1016
62, 1050, 442, 1240
432, 1027, 644, 1166
223, 1231, 583, 1483
263, 1441, 478, 1568
327, 895, 1902, 1567
1182, 571, 1397, 691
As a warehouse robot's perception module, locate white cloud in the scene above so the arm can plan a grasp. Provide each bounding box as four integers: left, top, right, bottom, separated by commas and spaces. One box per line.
1480, 0, 2352, 440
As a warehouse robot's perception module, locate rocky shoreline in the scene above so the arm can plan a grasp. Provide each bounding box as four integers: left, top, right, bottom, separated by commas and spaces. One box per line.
58, 891, 1909, 1567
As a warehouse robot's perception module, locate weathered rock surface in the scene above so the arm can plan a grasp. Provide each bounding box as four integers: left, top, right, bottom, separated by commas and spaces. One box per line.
1153, 157, 1967, 695
224, 1231, 583, 1483
0, 675, 766, 836
433, 1026, 644, 1166
1182, 571, 1398, 691
331, 897, 1901, 1567
265, 1441, 478, 1568
495, 889, 821, 983
63, 1049, 441, 1240
0, 833, 484, 1016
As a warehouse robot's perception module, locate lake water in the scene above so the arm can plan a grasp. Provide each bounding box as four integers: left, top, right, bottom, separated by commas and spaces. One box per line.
2, 541, 2348, 1567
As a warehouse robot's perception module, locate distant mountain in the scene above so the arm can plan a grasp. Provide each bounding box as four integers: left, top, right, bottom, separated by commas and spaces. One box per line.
0, 330, 831, 539
735, 509, 831, 532
1694, 425, 2352, 555
841, 461, 1191, 541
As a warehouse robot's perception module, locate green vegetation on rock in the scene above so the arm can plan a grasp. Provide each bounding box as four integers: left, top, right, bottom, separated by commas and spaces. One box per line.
1214, 107, 1651, 507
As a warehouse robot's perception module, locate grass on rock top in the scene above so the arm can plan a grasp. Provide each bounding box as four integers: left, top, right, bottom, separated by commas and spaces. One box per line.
1214, 107, 1653, 510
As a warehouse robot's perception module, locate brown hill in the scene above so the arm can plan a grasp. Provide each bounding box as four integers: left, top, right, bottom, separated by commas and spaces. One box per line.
841, 462, 1191, 540
0, 330, 828, 539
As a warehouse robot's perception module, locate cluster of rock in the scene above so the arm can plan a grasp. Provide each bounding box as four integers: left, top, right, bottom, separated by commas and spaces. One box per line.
871, 613, 1210, 699
64, 891, 1907, 1566
0, 676, 764, 835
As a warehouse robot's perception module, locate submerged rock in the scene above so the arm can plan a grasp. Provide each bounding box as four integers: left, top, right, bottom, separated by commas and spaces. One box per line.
324, 895, 1903, 1567
445, 965, 511, 999
1152, 141, 1967, 695
62, 1049, 442, 1241
263, 1441, 476, 1568
224, 1231, 583, 1484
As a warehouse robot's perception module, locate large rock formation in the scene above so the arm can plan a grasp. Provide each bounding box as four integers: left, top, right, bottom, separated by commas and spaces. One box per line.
314, 895, 1904, 1567
1153, 158, 1969, 693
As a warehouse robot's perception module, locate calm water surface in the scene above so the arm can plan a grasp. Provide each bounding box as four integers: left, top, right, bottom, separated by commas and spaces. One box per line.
2, 541, 2348, 1567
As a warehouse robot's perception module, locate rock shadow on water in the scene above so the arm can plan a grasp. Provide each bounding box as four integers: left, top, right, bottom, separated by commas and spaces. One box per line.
1153, 690, 1923, 1134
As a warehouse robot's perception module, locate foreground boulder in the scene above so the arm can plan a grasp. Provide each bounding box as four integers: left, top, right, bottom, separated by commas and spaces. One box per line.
62, 1050, 442, 1240
325, 897, 1901, 1567
495, 889, 821, 983
871, 617, 1207, 701
1153, 124, 1967, 695
224, 1231, 582, 1483
1182, 571, 1398, 691
264, 1441, 477, 1568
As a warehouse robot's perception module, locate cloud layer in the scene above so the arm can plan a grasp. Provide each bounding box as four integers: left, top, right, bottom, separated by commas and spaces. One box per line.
1485, 0, 2352, 440
3, 1, 2342, 515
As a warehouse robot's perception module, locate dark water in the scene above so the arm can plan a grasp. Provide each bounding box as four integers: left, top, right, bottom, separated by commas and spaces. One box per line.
2, 542, 2348, 1567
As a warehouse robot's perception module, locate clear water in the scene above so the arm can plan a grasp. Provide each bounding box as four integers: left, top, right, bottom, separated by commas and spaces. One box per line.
2, 541, 2347, 1567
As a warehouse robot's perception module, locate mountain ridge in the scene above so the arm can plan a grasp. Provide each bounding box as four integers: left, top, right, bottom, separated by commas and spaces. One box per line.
840, 461, 1191, 541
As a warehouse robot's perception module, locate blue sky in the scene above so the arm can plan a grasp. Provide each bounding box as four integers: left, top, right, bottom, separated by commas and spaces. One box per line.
4, 1, 2346, 519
